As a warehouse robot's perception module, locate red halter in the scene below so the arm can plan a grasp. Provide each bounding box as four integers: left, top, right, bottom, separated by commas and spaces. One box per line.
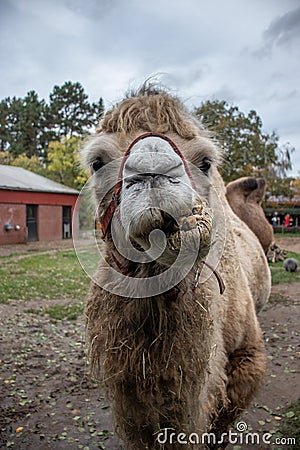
100, 132, 197, 238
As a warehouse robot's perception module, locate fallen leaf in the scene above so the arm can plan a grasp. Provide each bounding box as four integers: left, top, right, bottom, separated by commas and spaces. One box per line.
71, 409, 80, 415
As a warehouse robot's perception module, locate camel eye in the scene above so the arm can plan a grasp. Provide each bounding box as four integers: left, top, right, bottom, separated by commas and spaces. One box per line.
92, 157, 104, 172
200, 158, 212, 175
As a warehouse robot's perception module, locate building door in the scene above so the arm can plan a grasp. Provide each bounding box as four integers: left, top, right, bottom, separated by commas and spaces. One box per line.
62, 206, 72, 239
26, 205, 38, 241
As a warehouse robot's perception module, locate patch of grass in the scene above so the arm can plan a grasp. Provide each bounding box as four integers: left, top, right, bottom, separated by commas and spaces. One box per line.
27, 302, 84, 320
277, 400, 300, 449
274, 231, 300, 238
0, 250, 92, 303
269, 251, 300, 285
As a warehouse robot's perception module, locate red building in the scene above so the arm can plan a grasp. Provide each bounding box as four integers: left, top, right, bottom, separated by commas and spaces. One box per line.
0, 165, 80, 245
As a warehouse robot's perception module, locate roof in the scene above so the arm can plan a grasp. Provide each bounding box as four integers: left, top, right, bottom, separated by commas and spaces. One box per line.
0, 165, 79, 195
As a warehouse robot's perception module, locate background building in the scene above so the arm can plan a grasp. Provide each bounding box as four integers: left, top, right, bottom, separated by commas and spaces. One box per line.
264, 195, 300, 232
0, 165, 80, 245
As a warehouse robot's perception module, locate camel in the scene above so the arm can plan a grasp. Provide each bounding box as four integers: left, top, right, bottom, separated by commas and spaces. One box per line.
225, 177, 274, 254
82, 87, 271, 449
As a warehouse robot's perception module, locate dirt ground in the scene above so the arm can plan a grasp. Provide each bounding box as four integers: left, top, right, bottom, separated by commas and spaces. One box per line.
0, 237, 299, 449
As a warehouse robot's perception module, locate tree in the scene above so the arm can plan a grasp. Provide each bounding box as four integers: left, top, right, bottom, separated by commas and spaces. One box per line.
18, 91, 48, 158
266, 177, 295, 199
195, 100, 293, 182
0, 82, 104, 164
48, 81, 104, 139
291, 178, 300, 196
11, 153, 47, 177
47, 136, 88, 189
0, 151, 12, 165
0, 92, 47, 158
0, 96, 23, 157
0, 99, 11, 152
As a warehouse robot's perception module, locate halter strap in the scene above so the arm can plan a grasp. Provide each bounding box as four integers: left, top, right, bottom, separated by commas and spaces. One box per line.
100, 132, 196, 237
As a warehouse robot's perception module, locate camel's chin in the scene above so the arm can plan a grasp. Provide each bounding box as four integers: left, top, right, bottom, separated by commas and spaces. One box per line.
126, 198, 213, 266
132, 221, 212, 267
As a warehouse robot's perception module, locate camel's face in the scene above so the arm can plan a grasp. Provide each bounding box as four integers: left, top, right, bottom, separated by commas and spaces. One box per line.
85, 131, 217, 266
120, 136, 196, 244
226, 177, 273, 253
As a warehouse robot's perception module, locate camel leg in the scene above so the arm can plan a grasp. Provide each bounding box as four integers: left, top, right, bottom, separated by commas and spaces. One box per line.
209, 341, 266, 449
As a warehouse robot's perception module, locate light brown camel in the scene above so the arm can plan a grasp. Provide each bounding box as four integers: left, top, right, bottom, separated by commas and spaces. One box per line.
82, 87, 271, 449
225, 177, 274, 254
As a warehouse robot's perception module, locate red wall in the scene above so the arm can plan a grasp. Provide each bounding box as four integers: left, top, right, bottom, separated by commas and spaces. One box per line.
0, 190, 78, 207
0, 203, 27, 245
0, 190, 80, 245
38, 205, 62, 241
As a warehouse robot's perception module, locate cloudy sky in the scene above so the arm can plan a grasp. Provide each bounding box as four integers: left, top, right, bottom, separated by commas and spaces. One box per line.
1, 0, 299, 175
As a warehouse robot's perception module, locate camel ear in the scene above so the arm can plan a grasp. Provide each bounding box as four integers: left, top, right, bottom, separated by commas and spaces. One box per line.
226, 177, 267, 202
226, 177, 258, 198
247, 178, 266, 203
256, 178, 266, 190
239, 177, 258, 194
238, 178, 267, 203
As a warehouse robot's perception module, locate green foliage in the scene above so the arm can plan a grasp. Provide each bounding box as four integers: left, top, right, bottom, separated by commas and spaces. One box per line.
47, 136, 88, 189
0, 81, 104, 161
0, 98, 10, 152
11, 153, 47, 176
195, 100, 294, 183
0, 150, 12, 165
0, 91, 47, 158
266, 177, 296, 198
48, 81, 104, 139
0, 81, 100, 189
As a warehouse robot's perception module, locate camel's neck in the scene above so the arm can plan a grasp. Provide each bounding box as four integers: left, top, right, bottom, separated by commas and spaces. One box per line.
105, 241, 225, 296
87, 276, 215, 442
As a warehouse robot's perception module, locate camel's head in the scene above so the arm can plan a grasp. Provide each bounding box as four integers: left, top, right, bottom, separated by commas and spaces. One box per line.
83, 88, 222, 268
226, 177, 267, 207
226, 176, 273, 253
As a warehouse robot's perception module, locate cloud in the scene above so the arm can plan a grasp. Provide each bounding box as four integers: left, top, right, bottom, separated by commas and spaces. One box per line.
253, 5, 300, 58
0, 0, 299, 173
263, 6, 300, 48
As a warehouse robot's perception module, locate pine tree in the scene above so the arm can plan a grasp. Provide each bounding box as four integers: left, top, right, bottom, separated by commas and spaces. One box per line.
48, 81, 104, 139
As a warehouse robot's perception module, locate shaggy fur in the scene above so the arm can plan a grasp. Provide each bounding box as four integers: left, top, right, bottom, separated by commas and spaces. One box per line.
226, 177, 274, 254
83, 87, 271, 449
